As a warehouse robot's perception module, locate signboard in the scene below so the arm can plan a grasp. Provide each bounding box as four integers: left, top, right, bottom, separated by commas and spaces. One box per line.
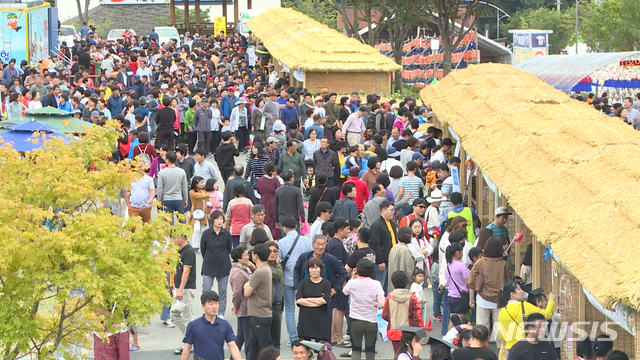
28, 7, 48, 64
246, 46, 256, 67
530, 33, 548, 48
620, 59, 640, 66
0, 10, 27, 64
214, 16, 226, 36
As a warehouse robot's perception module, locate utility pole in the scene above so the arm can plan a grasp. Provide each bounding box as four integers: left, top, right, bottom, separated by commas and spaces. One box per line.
575, 0, 579, 54
557, 0, 561, 13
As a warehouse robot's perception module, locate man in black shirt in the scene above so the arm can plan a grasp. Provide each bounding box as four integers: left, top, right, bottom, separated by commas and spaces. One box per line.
345, 227, 376, 279
156, 96, 176, 150
508, 313, 558, 360
170, 234, 197, 355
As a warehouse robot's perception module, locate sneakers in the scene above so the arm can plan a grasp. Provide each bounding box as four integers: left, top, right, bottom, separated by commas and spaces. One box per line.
129, 344, 140, 351
174, 347, 183, 355
163, 319, 175, 327
433, 315, 443, 322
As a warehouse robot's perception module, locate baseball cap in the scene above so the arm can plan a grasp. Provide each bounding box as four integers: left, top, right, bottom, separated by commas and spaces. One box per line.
442, 138, 454, 146
91, 111, 100, 117
320, 87, 328, 93
267, 136, 277, 143
228, 86, 235, 91
160, 84, 169, 89
411, 152, 425, 161
133, 75, 140, 79
72, 109, 81, 114
383, 102, 391, 109
273, 122, 285, 132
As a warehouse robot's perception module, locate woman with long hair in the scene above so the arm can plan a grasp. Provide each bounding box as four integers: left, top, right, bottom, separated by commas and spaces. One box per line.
245, 142, 271, 189
519, 244, 533, 284
468, 238, 510, 350
475, 228, 494, 250
497, 280, 557, 358
224, 183, 254, 248
338, 96, 351, 128
187, 176, 210, 251
302, 128, 320, 164
444, 242, 470, 331
256, 162, 280, 240
395, 328, 427, 360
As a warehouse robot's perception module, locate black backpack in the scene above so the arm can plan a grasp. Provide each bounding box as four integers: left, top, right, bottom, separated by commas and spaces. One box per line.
365, 113, 377, 130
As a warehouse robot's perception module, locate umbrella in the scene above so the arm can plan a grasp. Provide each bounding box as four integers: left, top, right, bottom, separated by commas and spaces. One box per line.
25, 106, 72, 116
8, 120, 58, 132
0, 131, 71, 152
1, 115, 92, 133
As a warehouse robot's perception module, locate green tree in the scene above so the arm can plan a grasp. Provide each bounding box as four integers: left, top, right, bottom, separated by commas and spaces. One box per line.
505, 6, 574, 54
581, 0, 640, 51
282, 0, 338, 29
0, 123, 188, 359
423, 0, 489, 77
157, 6, 212, 27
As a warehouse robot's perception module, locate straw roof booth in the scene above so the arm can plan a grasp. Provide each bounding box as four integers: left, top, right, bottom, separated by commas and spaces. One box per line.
247, 8, 401, 94
421, 63, 640, 358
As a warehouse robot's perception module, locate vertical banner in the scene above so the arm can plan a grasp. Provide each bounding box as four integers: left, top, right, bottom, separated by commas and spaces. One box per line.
451, 166, 460, 193
28, 7, 49, 64
0, 10, 27, 64
246, 46, 256, 67
214, 17, 226, 37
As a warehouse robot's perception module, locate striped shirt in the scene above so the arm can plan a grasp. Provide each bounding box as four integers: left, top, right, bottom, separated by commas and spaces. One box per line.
245, 155, 271, 185
399, 175, 424, 205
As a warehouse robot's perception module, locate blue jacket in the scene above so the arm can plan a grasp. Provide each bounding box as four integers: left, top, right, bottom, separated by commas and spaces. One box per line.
341, 156, 368, 177
58, 101, 72, 112
293, 250, 347, 291
220, 95, 238, 119
107, 95, 123, 116
280, 105, 298, 126
2, 66, 23, 84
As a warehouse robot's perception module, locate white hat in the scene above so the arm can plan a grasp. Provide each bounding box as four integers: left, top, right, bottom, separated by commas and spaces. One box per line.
495, 206, 512, 216
427, 190, 443, 203
236, 97, 248, 105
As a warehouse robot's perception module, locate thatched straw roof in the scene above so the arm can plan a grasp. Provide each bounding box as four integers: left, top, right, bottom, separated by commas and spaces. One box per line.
421, 63, 640, 310
247, 8, 401, 73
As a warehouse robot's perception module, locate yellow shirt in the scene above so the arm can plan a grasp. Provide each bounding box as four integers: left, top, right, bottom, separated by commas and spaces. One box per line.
386, 220, 396, 247
498, 300, 557, 350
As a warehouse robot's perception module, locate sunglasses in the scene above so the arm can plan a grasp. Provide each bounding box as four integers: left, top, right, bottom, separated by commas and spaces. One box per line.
270, 249, 278, 253
288, 101, 295, 103
416, 205, 426, 209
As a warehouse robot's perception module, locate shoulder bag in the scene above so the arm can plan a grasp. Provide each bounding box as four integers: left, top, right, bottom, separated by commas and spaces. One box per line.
281, 234, 301, 268
447, 264, 470, 313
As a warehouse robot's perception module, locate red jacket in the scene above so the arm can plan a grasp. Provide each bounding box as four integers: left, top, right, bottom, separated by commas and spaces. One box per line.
340, 176, 368, 211
399, 213, 426, 229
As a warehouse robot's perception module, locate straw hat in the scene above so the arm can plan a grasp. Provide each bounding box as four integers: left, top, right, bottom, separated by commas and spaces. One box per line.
427, 190, 444, 203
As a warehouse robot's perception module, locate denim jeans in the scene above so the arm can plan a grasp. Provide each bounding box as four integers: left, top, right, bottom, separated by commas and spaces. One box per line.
236, 316, 250, 356
284, 285, 297, 341
162, 200, 185, 215
203, 275, 228, 316
376, 264, 388, 294
271, 302, 283, 349
432, 281, 443, 318
441, 288, 450, 336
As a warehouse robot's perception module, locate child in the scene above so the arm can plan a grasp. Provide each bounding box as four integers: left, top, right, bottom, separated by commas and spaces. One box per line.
410, 268, 428, 324
303, 165, 315, 197
127, 130, 139, 160
221, 118, 231, 133
382, 270, 426, 354
431, 252, 443, 322
344, 219, 362, 255
205, 178, 223, 213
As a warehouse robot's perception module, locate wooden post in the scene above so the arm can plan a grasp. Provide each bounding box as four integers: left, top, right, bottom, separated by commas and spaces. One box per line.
184, 1, 190, 34
195, 0, 201, 35
247, 0, 252, 9
222, 0, 227, 24
514, 215, 522, 268
476, 167, 484, 228
234, 0, 239, 31
170, 0, 176, 27
532, 237, 540, 289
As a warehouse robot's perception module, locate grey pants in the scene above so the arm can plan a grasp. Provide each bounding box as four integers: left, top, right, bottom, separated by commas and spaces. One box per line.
350, 319, 377, 360
203, 275, 228, 316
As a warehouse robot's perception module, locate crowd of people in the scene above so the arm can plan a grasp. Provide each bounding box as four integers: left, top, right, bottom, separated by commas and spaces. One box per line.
2, 22, 630, 360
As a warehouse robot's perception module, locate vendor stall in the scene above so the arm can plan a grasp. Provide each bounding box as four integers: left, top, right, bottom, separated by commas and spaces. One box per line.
515, 52, 640, 101
421, 63, 640, 358
247, 8, 401, 94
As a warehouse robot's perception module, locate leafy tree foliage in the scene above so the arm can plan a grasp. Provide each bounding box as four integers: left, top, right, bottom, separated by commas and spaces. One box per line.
581, 0, 640, 51
283, 0, 338, 29
504, 6, 575, 54
0, 123, 188, 359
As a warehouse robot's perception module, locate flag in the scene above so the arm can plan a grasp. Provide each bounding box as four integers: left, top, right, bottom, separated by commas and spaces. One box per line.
513, 230, 524, 243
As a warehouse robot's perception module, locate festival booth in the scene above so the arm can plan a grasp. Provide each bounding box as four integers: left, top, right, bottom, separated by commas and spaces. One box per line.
375, 32, 480, 87
516, 52, 640, 102
0, 2, 56, 66
421, 63, 640, 358
246, 8, 401, 94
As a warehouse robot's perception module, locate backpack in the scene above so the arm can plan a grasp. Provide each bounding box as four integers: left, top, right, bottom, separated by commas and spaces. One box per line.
137, 144, 152, 168
118, 131, 131, 158
317, 341, 338, 360
365, 113, 377, 131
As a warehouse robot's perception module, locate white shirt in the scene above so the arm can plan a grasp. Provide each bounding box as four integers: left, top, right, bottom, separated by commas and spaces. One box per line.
432, 150, 446, 164
309, 219, 324, 239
